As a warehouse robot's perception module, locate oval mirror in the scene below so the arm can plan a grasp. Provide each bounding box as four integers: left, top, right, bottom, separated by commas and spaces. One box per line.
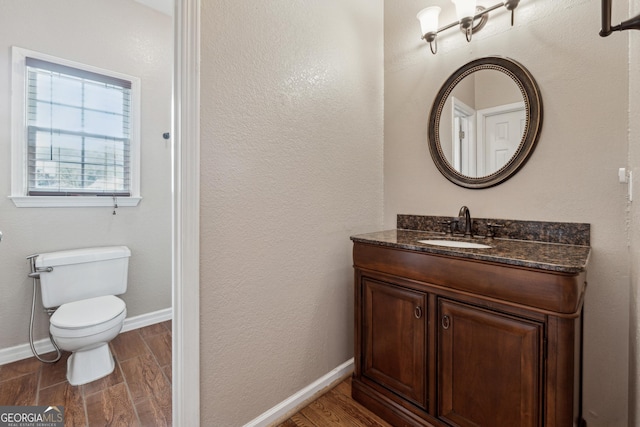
428, 56, 543, 188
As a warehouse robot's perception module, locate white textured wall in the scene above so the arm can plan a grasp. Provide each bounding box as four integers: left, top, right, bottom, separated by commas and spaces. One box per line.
385, 1, 631, 426
0, 0, 172, 349
199, 1, 383, 425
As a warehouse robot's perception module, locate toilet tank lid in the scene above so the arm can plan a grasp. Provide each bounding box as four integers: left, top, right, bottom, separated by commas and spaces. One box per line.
35, 246, 131, 267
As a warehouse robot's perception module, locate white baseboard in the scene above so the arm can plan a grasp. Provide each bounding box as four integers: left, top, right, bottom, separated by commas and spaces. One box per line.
0, 307, 172, 366
120, 307, 172, 333
243, 357, 355, 427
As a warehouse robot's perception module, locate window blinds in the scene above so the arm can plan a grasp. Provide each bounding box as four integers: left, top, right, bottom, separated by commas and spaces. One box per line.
25, 57, 132, 196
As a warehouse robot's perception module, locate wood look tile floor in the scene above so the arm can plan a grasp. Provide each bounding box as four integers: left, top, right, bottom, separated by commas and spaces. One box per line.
277, 377, 392, 427
0, 321, 172, 427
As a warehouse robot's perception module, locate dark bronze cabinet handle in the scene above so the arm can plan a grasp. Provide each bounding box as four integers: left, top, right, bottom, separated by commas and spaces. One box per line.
442, 315, 451, 329
415, 306, 423, 319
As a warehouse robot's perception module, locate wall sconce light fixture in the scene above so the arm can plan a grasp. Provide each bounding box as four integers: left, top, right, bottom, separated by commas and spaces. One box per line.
600, 0, 640, 37
417, 0, 521, 55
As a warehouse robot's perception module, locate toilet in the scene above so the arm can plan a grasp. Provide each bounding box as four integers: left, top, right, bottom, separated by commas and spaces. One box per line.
35, 246, 131, 386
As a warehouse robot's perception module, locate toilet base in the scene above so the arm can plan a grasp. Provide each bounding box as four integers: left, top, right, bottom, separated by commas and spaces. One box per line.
66, 343, 115, 386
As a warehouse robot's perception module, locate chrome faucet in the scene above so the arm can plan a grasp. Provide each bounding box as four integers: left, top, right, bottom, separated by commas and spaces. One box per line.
458, 206, 472, 238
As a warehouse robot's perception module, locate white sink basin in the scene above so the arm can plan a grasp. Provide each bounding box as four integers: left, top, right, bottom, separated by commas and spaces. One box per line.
418, 239, 492, 249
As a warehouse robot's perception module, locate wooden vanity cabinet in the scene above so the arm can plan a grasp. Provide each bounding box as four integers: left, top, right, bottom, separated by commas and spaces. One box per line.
352, 242, 586, 427
438, 299, 544, 427
361, 278, 428, 409
355, 272, 435, 426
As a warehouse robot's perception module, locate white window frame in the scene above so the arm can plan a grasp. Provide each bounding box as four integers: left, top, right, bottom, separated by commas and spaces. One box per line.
10, 47, 142, 207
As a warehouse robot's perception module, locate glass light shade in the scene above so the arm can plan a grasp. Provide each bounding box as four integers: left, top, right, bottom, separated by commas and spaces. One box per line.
417, 6, 441, 36
451, 0, 477, 20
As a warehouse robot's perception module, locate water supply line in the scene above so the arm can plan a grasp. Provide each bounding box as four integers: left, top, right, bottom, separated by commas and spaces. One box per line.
27, 254, 61, 363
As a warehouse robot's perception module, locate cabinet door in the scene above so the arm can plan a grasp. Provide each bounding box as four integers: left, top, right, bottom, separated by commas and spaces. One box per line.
438, 299, 543, 427
362, 277, 428, 408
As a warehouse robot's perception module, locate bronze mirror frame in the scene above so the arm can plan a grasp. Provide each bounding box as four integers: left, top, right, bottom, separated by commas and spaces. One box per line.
428, 56, 543, 189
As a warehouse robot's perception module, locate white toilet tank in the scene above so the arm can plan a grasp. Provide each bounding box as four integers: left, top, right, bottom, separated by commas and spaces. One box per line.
35, 246, 131, 308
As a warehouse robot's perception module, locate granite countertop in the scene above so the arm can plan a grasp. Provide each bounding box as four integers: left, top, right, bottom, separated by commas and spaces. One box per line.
351, 228, 591, 274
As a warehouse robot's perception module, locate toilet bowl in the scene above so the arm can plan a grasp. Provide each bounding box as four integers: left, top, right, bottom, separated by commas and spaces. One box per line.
34, 246, 131, 386
49, 295, 127, 385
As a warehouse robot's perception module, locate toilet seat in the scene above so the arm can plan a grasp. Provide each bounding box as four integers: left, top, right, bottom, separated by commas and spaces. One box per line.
50, 295, 126, 338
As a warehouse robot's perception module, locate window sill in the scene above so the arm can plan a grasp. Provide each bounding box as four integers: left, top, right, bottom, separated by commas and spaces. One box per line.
10, 196, 142, 208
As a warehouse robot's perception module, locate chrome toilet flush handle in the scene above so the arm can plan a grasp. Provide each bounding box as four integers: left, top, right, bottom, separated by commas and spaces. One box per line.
26, 253, 53, 278
28, 267, 53, 279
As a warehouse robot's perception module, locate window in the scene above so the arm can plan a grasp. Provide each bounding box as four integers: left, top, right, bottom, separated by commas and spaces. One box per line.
11, 47, 141, 207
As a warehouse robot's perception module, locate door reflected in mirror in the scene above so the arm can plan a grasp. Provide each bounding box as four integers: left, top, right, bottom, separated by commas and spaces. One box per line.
441, 70, 525, 177
428, 57, 543, 189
